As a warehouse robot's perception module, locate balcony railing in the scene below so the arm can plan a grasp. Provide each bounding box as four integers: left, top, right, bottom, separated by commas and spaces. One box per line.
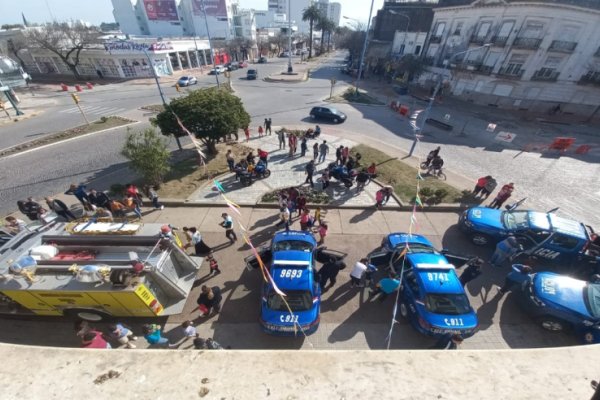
497, 67, 524, 78
491, 36, 509, 47
429, 35, 442, 44
477, 65, 494, 75
531, 70, 559, 81
512, 37, 542, 50
548, 40, 577, 53
578, 73, 600, 85
470, 36, 487, 45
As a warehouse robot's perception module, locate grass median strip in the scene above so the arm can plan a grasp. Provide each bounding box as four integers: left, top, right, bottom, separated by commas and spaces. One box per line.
0, 116, 136, 158
351, 144, 474, 205
156, 141, 252, 199
330, 88, 385, 105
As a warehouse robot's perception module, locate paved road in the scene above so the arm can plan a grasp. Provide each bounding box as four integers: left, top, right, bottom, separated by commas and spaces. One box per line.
0, 207, 578, 350
1, 53, 599, 229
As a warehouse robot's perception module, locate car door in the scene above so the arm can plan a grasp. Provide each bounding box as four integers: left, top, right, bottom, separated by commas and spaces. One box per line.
401, 268, 421, 320
315, 247, 348, 264
534, 233, 581, 263
368, 250, 392, 269
244, 247, 272, 270
321, 108, 332, 120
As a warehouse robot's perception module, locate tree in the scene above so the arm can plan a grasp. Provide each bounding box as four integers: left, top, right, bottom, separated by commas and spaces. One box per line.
302, 4, 323, 59
153, 88, 250, 155
6, 37, 28, 69
25, 21, 101, 80
121, 128, 171, 187
317, 19, 336, 55
394, 55, 425, 82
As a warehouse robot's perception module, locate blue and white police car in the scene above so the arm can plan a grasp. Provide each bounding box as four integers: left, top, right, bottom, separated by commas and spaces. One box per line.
459, 207, 597, 265
370, 233, 478, 338
509, 271, 600, 344
245, 231, 322, 336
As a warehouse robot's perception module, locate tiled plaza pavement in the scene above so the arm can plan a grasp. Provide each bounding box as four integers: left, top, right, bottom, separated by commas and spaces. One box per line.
187, 131, 400, 208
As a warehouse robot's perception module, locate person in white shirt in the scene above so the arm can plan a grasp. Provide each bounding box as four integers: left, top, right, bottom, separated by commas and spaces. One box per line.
350, 258, 368, 288
189, 227, 212, 255
181, 321, 197, 340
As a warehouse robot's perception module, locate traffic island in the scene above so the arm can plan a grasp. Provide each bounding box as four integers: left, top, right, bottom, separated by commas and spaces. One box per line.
264, 67, 310, 83
0, 116, 137, 158
329, 88, 385, 106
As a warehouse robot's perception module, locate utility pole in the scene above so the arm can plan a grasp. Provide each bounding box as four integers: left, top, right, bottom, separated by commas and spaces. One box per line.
70, 92, 89, 125
202, 0, 220, 88
287, 0, 293, 73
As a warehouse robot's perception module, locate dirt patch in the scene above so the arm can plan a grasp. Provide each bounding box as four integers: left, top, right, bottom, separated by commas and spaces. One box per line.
261, 186, 330, 204
0, 116, 136, 157
140, 104, 165, 113
157, 141, 253, 199
351, 144, 474, 204
330, 88, 385, 105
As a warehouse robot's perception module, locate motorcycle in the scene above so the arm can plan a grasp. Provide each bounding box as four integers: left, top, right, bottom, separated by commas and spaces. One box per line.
327, 162, 356, 188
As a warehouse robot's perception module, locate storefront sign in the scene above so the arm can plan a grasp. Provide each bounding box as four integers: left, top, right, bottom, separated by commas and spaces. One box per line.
105, 41, 173, 53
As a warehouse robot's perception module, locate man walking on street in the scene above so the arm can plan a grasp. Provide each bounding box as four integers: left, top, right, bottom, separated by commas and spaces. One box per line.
277, 129, 286, 149
220, 213, 237, 243
318, 258, 346, 290
305, 160, 315, 188
264, 118, 272, 135
318, 140, 329, 163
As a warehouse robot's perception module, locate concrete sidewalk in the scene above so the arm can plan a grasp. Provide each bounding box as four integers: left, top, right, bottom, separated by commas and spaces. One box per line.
187, 130, 399, 208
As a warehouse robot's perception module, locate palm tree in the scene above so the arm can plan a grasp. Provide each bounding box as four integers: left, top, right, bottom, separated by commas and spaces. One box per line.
322, 19, 337, 54
302, 4, 323, 59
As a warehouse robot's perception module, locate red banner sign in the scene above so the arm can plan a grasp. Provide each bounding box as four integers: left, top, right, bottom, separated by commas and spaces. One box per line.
144, 0, 179, 21
192, 0, 227, 18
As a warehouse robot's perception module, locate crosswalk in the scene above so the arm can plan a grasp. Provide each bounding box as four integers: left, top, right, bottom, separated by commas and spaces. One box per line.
59, 104, 127, 116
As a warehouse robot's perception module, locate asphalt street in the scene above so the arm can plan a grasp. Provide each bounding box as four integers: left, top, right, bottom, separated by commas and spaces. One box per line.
0, 53, 599, 228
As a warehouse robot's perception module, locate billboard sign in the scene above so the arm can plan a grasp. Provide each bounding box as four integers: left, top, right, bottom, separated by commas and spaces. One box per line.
143, 0, 179, 21
192, 0, 227, 18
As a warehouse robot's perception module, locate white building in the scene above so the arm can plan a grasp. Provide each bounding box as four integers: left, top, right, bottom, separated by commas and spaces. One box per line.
421, 0, 600, 116
111, 0, 237, 40
391, 31, 428, 59
233, 9, 257, 41
254, 10, 287, 29
317, 0, 341, 27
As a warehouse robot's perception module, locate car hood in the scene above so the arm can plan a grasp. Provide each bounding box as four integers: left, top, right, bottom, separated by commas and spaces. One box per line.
533, 273, 591, 318
467, 207, 504, 230
261, 304, 319, 327
422, 307, 478, 331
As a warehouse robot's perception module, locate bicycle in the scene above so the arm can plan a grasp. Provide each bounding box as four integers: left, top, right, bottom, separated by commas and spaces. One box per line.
428, 166, 446, 180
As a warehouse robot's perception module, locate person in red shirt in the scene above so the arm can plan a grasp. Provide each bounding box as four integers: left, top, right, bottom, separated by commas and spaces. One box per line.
473, 175, 491, 197
258, 148, 269, 166
81, 330, 111, 349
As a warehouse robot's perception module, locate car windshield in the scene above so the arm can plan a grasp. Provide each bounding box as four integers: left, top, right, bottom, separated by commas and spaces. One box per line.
267, 290, 312, 311
272, 240, 313, 252
585, 283, 600, 318
425, 293, 471, 315
503, 211, 530, 230
394, 242, 436, 254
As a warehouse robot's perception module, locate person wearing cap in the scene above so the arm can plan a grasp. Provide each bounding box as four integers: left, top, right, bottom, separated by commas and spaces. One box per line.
459, 257, 484, 287
489, 182, 514, 209
490, 234, 521, 267
431, 334, 463, 350
498, 264, 533, 294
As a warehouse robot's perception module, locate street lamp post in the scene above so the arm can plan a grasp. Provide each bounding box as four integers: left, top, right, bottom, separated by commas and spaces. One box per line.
201, 0, 220, 88
344, 0, 375, 96
287, 0, 293, 73
408, 43, 491, 156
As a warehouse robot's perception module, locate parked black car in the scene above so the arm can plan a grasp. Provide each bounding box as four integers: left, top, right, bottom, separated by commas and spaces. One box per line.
257, 57, 268, 64
309, 106, 347, 123
225, 62, 239, 71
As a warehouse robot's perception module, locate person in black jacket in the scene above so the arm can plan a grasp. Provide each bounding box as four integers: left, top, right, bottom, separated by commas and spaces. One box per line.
430, 334, 463, 350
459, 258, 483, 287
18, 198, 44, 221
197, 285, 222, 316
318, 258, 346, 290
45, 197, 76, 221
88, 189, 111, 210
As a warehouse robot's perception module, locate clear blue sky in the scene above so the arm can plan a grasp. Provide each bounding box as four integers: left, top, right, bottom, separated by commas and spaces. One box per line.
0, 0, 384, 26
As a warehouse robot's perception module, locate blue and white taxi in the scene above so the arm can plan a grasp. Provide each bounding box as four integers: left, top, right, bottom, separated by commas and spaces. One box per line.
370, 233, 478, 338
245, 231, 321, 336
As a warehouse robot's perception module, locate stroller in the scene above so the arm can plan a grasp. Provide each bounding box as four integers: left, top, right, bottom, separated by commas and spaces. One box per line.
327, 162, 355, 188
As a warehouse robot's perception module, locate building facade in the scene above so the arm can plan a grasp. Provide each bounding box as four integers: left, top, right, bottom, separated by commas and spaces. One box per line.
111, 0, 237, 40
268, 0, 312, 33
420, 0, 600, 116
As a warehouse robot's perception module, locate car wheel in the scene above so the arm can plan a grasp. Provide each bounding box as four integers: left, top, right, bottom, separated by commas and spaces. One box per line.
471, 233, 491, 246
333, 117, 339, 123
538, 316, 567, 332
399, 302, 408, 318
310, 114, 316, 119
63, 308, 112, 322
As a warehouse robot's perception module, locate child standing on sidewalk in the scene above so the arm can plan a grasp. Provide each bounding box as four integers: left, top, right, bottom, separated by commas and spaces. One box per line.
318, 222, 328, 245
206, 251, 221, 275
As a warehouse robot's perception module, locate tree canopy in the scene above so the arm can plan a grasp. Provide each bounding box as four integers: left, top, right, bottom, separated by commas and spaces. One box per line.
25, 21, 101, 80
153, 88, 250, 154
121, 127, 171, 187
302, 4, 324, 59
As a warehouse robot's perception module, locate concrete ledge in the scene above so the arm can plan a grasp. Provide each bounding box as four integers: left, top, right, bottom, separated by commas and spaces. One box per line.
1, 342, 598, 399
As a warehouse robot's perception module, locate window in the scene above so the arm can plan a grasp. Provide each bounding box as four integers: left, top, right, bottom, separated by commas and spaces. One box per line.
399, 44, 405, 55
498, 21, 514, 38
414, 45, 421, 55
434, 22, 445, 37
536, 67, 557, 79
544, 56, 562, 68
549, 234, 579, 250
521, 20, 544, 38
267, 290, 312, 311
425, 294, 471, 315
453, 21, 464, 36
272, 240, 313, 252
477, 21, 491, 37
404, 270, 420, 295
503, 211, 529, 230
